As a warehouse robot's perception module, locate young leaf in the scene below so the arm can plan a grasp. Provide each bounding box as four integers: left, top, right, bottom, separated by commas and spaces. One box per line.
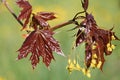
30, 12, 56, 30
16, 0, 32, 29
36, 12, 56, 21
17, 30, 64, 69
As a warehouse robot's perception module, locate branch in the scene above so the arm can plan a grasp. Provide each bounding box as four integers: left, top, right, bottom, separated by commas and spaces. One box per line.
50, 20, 75, 31
2, 0, 23, 26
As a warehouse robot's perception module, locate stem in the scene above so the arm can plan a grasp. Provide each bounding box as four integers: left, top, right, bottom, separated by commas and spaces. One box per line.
2, 0, 23, 26
72, 11, 85, 21
50, 20, 75, 31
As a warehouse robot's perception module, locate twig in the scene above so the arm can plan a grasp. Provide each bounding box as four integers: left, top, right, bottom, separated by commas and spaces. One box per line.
50, 20, 75, 31
72, 11, 85, 21
2, 0, 23, 26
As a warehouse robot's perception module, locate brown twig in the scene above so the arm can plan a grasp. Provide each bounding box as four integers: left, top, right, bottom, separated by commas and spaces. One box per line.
50, 20, 75, 31
2, 0, 23, 26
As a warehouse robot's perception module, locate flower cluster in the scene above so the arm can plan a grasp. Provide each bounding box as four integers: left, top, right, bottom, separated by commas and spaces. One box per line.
66, 59, 91, 78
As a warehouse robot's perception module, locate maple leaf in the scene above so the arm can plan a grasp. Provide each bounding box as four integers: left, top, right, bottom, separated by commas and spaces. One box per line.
16, 0, 32, 29
17, 30, 64, 69
30, 12, 56, 30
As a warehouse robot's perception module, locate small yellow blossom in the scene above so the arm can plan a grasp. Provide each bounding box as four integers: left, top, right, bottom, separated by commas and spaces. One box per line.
86, 72, 91, 78
66, 64, 74, 74
82, 68, 91, 78
90, 59, 96, 68
73, 59, 76, 64
111, 35, 116, 40
111, 45, 115, 49
90, 63, 96, 68
66, 59, 74, 73
66, 59, 82, 73
107, 43, 115, 51
91, 59, 96, 64
68, 59, 71, 64
92, 54, 97, 59
107, 43, 111, 48
107, 47, 112, 52
97, 61, 102, 69
82, 68, 86, 75
75, 63, 81, 71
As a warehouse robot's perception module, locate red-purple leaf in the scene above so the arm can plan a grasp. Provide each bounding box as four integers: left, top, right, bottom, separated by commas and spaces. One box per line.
17, 30, 64, 69
36, 12, 56, 21
30, 12, 56, 30
17, 0, 32, 29
33, 14, 50, 28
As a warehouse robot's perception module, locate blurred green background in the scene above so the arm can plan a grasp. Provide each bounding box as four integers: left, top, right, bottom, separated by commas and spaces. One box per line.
0, 0, 120, 80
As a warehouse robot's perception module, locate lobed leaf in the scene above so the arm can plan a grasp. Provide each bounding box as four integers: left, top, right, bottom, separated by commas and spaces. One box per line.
17, 0, 32, 29
17, 30, 64, 68
30, 12, 56, 30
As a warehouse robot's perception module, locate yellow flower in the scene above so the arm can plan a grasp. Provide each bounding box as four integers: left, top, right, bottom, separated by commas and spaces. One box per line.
82, 68, 91, 78
111, 45, 115, 49
66, 59, 82, 73
107, 47, 112, 52
107, 43, 115, 51
68, 59, 71, 64
97, 61, 102, 69
66, 59, 75, 74
90, 58, 97, 68
75, 63, 81, 71
90, 63, 96, 68
86, 72, 91, 78
69, 62, 74, 69
107, 43, 111, 48
91, 59, 96, 64
73, 59, 76, 64
92, 54, 97, 59
111, 35, 116, 40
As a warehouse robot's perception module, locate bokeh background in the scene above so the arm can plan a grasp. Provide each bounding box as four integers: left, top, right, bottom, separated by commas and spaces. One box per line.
0, 0, 120, 80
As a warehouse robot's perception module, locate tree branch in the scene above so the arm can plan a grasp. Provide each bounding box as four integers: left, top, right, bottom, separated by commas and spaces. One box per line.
50, 20, 75, 31
2, 0, 23, 26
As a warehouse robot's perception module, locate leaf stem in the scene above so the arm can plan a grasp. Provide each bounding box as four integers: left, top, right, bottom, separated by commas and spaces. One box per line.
2, 0, 23, 26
